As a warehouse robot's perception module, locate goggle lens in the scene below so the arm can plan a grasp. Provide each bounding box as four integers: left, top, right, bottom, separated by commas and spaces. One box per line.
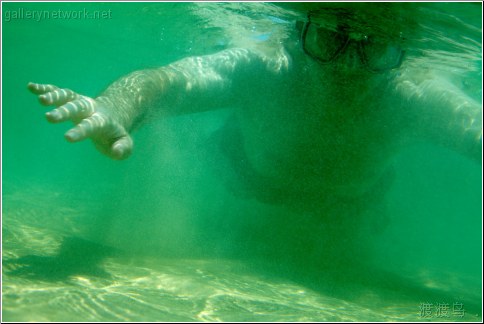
360, 37, 404, 72
304, 24, 348, 63
301, 20, 404, 72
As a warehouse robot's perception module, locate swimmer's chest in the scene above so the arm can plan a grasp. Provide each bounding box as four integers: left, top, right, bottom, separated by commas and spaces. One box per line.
237, 80, 401, 154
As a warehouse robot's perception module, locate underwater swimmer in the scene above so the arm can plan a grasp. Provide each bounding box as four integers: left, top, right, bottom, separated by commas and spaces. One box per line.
28, 4, 482, 203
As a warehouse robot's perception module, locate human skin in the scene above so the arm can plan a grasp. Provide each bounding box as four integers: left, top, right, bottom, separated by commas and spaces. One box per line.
27, 16, 482, 202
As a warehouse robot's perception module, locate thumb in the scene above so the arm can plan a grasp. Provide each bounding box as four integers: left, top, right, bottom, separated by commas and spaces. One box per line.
109, 135, 133, 160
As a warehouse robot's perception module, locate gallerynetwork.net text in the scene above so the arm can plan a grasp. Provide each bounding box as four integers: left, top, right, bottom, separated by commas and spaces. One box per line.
4, 8, 112, 22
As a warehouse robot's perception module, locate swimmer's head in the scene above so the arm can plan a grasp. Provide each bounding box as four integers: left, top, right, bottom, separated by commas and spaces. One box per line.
276, 2, 420, 43
298, 12, 405, 73
277, 2, 409, 73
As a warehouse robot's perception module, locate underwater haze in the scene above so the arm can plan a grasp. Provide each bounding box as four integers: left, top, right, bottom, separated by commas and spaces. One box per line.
2, 2, 482, 322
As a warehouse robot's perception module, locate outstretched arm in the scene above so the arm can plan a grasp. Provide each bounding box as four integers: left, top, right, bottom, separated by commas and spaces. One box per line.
395, 70, 482, 162
28, 48, 284, 159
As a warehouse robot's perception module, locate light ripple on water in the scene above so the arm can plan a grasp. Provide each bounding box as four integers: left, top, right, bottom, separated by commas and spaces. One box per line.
3, 257, 416, 322
2, 186, 482, 322
5, 254, 480, 322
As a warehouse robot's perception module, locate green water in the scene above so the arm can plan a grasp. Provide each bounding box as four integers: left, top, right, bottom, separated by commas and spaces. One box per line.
2, 2, 482, 322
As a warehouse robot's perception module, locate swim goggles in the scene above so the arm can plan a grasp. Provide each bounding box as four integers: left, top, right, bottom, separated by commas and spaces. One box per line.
297, 11, 405, 73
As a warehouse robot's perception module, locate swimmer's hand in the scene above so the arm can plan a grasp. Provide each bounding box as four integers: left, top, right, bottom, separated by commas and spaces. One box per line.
28, 82, 133, 160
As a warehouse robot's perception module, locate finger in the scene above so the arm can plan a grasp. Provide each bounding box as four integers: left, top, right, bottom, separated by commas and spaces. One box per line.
27, 82, 59, 95
38, 88, 80, 106
46, 97, 96, 123
110, 136, 133, 160
64, 114, 106, 143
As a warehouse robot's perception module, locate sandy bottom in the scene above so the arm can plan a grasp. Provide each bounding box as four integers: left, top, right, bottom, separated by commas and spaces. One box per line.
2, 186, 481, 322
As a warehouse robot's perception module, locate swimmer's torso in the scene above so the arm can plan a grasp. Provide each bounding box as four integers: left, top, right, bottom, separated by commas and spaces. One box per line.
232, 55, 408, 198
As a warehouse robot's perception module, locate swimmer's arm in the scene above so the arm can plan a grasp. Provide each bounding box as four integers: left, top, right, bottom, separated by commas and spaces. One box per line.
395, 72, 482, 162
100, 48, 274, 126
29, 48, 283, 159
